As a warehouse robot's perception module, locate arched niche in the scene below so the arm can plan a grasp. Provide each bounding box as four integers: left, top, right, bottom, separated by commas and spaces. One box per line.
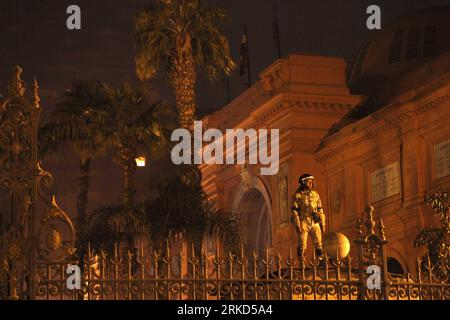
232, 174, 273, 256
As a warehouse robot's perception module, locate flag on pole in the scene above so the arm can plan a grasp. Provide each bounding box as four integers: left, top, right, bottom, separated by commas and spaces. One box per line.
240, 30, 249, 76
239, 24, 251, 88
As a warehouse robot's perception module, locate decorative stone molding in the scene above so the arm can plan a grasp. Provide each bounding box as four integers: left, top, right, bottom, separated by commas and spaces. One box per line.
251, 97, 355, 129
232, 170, 273, 216
317, 93, 450, 162
252, 102, 284, 128
261, 68, 287, 95
277, 164, 290, 225
239, 164, 252, 192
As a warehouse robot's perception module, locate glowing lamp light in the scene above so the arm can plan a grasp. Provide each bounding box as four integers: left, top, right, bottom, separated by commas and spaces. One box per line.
135, 156, 146, 167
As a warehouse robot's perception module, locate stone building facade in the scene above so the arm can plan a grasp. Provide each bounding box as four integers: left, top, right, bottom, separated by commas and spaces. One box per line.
199, 6, 450, 274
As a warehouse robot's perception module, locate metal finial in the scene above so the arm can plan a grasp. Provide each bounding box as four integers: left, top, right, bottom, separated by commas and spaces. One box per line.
31, 78, 40, 107
356, 217, 363, 239
364, 205, 375, 235
378, 217, 386, 240
288, 242, 292, 259
9, 66, 26, 96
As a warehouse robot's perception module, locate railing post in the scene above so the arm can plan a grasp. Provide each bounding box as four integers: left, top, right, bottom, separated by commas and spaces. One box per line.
354, 217, 366, 300
354, 205, 389, 300
378, 218, 389, 300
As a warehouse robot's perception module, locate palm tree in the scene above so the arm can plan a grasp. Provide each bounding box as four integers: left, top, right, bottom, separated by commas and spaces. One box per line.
75, 83, 175, 257
146, 170, 243, 257
135, 0, 236, 130
103, 82, 173, 208
39, 79, 110, 239
80, 168, 242, 279
81, 202, 149, 254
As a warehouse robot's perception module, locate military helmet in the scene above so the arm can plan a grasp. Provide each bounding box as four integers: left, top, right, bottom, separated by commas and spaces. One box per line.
298, 173, 314, 185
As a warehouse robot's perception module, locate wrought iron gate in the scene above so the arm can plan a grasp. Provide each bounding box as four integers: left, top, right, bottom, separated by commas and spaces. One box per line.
0, 66, 76, 300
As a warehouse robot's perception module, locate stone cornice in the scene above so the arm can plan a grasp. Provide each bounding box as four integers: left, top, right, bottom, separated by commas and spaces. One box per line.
316, 91, 450, 162
251, 93, 361, 129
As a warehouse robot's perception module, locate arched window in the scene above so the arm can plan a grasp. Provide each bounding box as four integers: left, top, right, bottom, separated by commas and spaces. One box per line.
387, 257, 405, 276
389, 26, 438, 63
423, 26, 438, 58
406, 28, 421, 60
389, 30, 405, 63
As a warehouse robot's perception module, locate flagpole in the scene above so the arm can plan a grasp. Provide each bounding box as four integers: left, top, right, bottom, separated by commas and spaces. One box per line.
226, 75, 231, 103
273, 0, 282, 59
244, 24, 252, 88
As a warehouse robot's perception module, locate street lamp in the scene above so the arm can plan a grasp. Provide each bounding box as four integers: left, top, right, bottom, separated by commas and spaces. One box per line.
135, 156, 146, 167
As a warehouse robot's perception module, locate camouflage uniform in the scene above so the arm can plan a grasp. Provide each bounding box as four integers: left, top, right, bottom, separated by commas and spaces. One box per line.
291, 188, 326, 258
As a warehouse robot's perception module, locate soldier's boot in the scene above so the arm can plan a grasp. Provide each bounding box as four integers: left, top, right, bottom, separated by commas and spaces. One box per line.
315, 248, 325, 267
315, 248, 323, 258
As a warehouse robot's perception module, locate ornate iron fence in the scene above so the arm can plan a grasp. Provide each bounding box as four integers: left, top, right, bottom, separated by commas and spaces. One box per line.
32, 207, 449, 300
31, 244, 449, 300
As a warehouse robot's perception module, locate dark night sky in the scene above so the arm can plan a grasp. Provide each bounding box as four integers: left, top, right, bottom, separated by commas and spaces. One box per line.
2, 0, 450, 118
1, 0, 450, 217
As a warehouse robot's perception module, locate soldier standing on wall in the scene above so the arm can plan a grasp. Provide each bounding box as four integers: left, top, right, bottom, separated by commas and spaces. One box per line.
291, 173, 326, 263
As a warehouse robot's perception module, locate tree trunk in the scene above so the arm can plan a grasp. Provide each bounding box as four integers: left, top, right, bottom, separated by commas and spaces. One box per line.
76, 158, 91, 238
121, 148, 136, 209
170, 51, 196, 132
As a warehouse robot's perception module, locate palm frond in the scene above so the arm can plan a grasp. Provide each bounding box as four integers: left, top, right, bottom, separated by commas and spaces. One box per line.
39, 78, 111, 162
144, 173, 243, 253
81, 202, 149, 253
135, 0, 236, 82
